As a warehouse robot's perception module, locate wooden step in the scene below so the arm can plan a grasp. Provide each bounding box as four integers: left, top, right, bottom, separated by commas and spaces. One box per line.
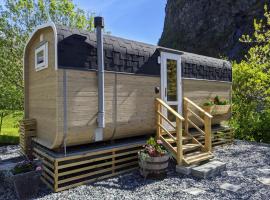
174, 143, 201, 153
164, 136, 192, 144
184, 151, 214, 165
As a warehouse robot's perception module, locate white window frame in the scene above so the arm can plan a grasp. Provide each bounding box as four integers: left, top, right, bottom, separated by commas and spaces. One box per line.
35, 42, 48, 71
160, 51, 182, 115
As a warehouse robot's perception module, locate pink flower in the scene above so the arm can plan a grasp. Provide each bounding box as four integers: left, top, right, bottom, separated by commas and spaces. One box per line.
157, 140, 163, 145
36, 166, 42, 171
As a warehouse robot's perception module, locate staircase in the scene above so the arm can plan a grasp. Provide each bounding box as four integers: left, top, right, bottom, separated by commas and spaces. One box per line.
155, 97, 214, 166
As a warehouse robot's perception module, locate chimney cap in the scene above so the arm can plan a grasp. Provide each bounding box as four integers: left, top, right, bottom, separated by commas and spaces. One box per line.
94, 17, 104, 28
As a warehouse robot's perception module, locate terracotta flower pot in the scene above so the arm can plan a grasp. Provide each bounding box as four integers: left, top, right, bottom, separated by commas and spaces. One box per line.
138, 152, 169, 179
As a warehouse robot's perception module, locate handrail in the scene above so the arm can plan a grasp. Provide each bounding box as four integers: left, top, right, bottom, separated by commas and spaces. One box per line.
156, 98, 185, 121
184, 97, 212, 152
184, 97, 213, 119
155, 98, 184, 165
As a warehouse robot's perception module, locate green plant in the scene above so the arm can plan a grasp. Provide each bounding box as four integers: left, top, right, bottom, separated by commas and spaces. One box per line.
11, 161, 42, 175
139, 137, 167, 159
231, 5, 270, 143
203, 96, 229, 106
0, 0, 95, 117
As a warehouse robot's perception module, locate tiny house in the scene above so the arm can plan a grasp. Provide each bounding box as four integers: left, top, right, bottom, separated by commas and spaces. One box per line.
23, 21, 232, 151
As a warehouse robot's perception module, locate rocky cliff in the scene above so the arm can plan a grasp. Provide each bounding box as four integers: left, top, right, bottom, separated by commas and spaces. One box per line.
159, 0, 268, 61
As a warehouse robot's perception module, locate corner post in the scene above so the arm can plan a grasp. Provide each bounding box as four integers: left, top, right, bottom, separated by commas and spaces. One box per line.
204, 116, 212, 152
176, 118, 183, 165
183, 99, 189, 135
156, 100, 161, 140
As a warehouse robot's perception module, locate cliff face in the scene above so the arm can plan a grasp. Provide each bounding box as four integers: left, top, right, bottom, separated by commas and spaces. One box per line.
159, 0, 268, 61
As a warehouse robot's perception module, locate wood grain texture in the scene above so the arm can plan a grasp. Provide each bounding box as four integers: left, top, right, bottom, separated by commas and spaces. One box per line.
24, 27, 57, 149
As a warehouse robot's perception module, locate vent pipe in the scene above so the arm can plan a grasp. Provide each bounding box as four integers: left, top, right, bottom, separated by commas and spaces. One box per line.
94, 16, 105, 141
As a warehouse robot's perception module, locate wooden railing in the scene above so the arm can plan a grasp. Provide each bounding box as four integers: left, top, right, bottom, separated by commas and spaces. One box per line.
183, 97, 213, 152
155, 98, 185, 165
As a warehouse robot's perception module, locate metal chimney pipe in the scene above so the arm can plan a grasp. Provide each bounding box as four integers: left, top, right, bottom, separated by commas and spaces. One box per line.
94, 16, 105, 141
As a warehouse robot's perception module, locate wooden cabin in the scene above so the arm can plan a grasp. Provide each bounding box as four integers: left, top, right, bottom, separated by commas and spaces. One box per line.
23, 22, 232, 151
23, 20, 233, 191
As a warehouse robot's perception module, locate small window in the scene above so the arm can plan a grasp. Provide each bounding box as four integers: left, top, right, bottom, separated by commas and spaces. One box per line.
35, 42, 48, 71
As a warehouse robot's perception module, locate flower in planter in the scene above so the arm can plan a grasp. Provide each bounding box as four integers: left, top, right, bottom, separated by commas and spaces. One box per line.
12, 160, 42, 175
35, 166, 42, 171
139, 137, 167, 159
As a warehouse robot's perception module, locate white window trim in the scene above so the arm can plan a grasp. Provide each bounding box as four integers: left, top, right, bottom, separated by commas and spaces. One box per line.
35, 42, 48, 71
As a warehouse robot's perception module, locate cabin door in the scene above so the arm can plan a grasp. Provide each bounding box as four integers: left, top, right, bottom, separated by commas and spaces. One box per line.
160, 52, 182, 121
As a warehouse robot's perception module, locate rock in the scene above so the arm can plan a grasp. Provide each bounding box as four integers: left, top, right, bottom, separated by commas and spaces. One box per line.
191, 160, 226, 179
159, 0, 268, 61
257, 178, 270, 186
220, 183, 242, 192
182, 187, 206, 196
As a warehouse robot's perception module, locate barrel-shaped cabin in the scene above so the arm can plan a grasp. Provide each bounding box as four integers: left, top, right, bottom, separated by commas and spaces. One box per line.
23, 22, 232, 150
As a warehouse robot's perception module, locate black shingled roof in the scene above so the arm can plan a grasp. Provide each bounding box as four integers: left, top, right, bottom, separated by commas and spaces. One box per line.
56, 25, 232, 82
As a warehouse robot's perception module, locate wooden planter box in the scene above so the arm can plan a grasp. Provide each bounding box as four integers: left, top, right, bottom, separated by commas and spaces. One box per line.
138, 152, 169, 179
13, 170, 42, 200
203, 105, 231, 116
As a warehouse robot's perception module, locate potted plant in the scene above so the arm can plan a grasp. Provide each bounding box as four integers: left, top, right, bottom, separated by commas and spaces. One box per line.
11, 160, 42, 200
138, 137, 169, 179
203, 96, 231, 116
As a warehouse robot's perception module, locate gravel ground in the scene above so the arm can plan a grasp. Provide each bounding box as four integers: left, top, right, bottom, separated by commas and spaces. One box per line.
0, 140, 269, 200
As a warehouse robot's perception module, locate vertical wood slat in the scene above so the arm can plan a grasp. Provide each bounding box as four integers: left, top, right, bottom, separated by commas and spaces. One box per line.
176, 118, 183, 165
156, 101, 161, 140
204, 116, 212, 152
112, 151, 115, 174
183, 100, 189, 135
54, 160, 58, 192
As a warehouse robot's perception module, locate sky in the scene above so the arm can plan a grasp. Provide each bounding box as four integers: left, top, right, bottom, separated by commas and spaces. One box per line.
73, 0, 166, 44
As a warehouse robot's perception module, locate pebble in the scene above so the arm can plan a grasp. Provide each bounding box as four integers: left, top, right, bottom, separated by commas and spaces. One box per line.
0, 140, 269, 200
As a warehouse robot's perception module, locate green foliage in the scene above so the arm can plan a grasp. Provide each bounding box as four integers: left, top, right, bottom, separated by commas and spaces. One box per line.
231, 5, 270, 143
203, 96, 229, 106
0, 0, 95, 118
139, 137, 167, 159
11, 161, 38, 175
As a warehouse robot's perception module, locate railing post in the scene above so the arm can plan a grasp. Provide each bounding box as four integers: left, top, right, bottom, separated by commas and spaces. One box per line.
183, 99, 189, 134
156, 100, 161, 140
176, 118, 183, 165
204, 116, 212, 152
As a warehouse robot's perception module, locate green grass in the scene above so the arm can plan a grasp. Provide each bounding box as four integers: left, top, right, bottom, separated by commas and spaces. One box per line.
0, 112, 23, 144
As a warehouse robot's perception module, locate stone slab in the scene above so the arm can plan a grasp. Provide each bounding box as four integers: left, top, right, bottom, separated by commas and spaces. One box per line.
191, 160, 226, 178
258, 168, 270, 175
0, 162, 17, 171
226, 171, 244, 178
220, 183, 242, 192
176, 165, 194, 175
182, 187, 206, 196
257, 177, 270, 186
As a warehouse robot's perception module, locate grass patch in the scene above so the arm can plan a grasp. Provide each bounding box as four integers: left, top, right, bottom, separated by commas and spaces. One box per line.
0, 112, 23, 144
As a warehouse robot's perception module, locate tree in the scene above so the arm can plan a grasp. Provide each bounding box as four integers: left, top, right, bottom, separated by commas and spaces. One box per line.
0, 0, 94, 127
231, 5, 270, 143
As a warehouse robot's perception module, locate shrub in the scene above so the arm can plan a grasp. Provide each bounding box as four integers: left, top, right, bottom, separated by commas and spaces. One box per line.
231, 5, 270, 143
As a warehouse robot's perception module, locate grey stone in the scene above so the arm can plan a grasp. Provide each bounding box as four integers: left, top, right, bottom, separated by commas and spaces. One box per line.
258, 168, 270, 175
257, 178, 270, 186
175, 165, 193, 175
191, 160, 226, 179
182, 187, 206, 196
0, 162, 17, 171
220, 183, 242, 192
226, 170, 244, 178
